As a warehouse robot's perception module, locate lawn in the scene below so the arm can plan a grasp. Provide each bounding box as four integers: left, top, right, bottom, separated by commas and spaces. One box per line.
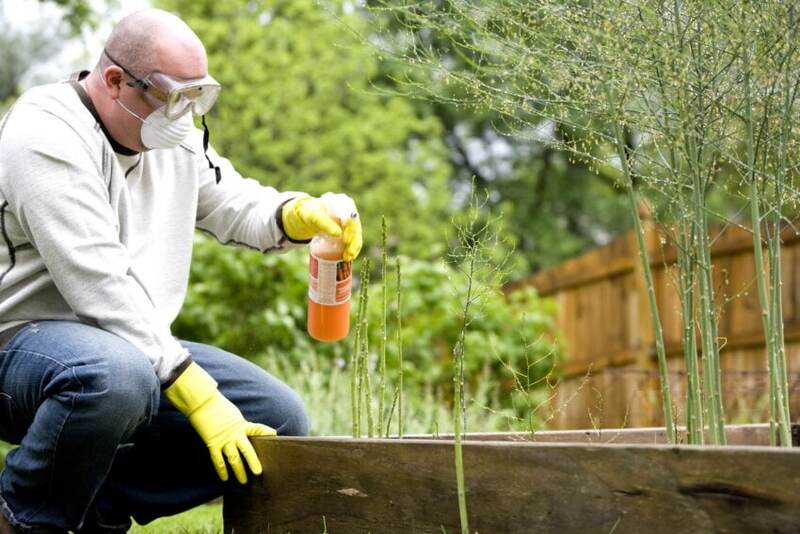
130, 503, 222, 534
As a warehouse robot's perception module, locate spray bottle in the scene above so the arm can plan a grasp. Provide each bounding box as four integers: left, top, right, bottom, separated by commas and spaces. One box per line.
307, 193, 356, 342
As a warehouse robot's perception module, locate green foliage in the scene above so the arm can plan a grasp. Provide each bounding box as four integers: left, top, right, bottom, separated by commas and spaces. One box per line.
157, 0, 454, 261
368, 255, 558, 398
173, 233, 560, 434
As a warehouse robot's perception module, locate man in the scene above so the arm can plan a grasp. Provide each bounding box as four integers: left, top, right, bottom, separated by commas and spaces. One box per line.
0, 8, 361, 533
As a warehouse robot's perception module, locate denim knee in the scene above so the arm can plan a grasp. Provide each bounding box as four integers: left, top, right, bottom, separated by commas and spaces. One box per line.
276, 389, 309, 437
75, 351, 160, 439
244, 386, 309, 437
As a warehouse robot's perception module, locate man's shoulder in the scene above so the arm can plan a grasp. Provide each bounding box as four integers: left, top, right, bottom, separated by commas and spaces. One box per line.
10, 81, 79, 114
1, 82, 96, 151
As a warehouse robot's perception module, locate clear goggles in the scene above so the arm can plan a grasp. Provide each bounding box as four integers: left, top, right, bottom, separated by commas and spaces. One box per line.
134, 71, 221, 119
104, 49, 222, 119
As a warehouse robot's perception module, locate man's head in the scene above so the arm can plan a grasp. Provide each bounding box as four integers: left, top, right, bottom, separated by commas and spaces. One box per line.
84, 9, 215, 152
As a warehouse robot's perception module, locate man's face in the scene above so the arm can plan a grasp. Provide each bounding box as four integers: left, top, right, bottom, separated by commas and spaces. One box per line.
105, 43, 209, 152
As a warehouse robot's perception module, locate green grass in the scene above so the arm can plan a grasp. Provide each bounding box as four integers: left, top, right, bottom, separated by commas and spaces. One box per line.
129, 503, 222, 534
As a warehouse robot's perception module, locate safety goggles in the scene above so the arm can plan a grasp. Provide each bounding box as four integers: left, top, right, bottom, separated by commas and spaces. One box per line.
104, 49, 222, 119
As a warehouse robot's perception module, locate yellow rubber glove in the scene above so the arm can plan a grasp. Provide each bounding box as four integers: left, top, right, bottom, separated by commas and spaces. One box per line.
282, 195, 363, 261
164, 362, 276, 484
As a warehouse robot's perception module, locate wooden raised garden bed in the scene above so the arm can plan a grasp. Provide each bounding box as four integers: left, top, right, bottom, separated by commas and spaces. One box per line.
224, 424, 800, 533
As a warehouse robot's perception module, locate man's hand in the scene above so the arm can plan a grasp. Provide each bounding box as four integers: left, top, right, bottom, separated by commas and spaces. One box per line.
282, 194, 363, 261
164, 362, 276, 484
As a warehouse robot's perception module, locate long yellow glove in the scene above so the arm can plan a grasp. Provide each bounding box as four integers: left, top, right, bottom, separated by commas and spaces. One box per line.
164, 362, 276, 484
282, 195, 363, 261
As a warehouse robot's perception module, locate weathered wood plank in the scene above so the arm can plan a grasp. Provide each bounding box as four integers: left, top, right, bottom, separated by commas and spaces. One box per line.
224, 436, 800, 534
402, 422, 798, 446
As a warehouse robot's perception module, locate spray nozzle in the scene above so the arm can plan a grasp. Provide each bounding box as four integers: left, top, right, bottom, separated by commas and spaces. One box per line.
320, 192, 358, 226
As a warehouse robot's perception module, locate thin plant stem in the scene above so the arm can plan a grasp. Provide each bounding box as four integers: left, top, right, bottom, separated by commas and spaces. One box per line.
396, 257, 404, 437
678, 225, 703, 444
770, 30, 795, 445
452, 246, 477, 534
692, 170, 725, 444
358, 259, 371, 437
607, 98, 676, 443
353, 259, 371, 437
749, 179, 779, 445
385, 384, 400, 438
696, 15, 727, 446
742, 47, 782, 445
361, 318, 374, 438
350, 260, 367, 438
648, 29, 702, 444
378, 217, 388, 437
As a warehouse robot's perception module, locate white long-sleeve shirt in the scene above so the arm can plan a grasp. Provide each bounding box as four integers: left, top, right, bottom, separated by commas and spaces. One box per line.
0, 76, 305, 383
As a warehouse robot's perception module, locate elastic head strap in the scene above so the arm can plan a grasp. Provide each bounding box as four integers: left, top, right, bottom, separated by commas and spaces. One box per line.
201, 115, 222, 184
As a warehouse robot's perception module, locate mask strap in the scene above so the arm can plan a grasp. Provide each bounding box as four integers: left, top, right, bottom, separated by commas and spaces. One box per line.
201, 115, 222, 184
115, 98, 147, 123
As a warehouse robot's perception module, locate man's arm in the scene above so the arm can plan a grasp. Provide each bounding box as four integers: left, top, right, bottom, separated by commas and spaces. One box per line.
193, 137, 307, 253
193, 136, 362, 260
0, 119, 190, 384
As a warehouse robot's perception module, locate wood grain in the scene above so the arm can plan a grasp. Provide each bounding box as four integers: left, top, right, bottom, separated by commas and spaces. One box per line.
224, 434, 800, 534
401, 422, 798, 446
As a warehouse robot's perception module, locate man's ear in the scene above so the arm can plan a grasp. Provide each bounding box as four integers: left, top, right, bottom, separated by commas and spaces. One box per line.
102, 66, 125, 99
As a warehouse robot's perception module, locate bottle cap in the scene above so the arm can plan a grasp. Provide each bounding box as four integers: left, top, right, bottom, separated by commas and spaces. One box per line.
320, 192, 358, 225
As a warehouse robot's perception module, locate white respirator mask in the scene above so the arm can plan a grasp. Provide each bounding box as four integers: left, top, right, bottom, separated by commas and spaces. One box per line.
116, 98, 194, 150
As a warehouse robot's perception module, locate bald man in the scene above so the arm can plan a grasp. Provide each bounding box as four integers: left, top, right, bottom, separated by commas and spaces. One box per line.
0, 8, 361, 533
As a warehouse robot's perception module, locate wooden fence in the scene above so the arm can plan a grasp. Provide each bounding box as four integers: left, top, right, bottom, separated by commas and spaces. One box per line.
508, 213, 800, 431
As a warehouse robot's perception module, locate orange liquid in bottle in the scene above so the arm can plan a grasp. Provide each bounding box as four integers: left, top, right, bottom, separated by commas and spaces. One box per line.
307, 235, 351, 342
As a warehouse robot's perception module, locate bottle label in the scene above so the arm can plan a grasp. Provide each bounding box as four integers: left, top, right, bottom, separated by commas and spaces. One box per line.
309, 254, 352, 305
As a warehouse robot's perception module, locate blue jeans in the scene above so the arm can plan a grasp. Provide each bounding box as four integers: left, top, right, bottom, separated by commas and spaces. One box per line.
0, 320, 309, 532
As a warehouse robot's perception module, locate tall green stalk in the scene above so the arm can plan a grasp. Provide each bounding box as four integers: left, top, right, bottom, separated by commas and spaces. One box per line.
361, 317, 374, 437
453, 334, 469, 533
452, 247, 477, 534
607, 105, 676, 443
748, 177, 781, 444
669, 2, 725, 445
358, 259, 372, 437
740, 22, 794, 446
351, 259, 371, 437
769, 14, 796, 444
677, 224, 703, 444
648, 21, 703, 444
771, 45, 794, 445
769, 233, 791, 445
742, 47, 785, 446
396, 257, 404, 437
378, 217, 388, 436
350, 261, 365, 438
690, 167, 725, 444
